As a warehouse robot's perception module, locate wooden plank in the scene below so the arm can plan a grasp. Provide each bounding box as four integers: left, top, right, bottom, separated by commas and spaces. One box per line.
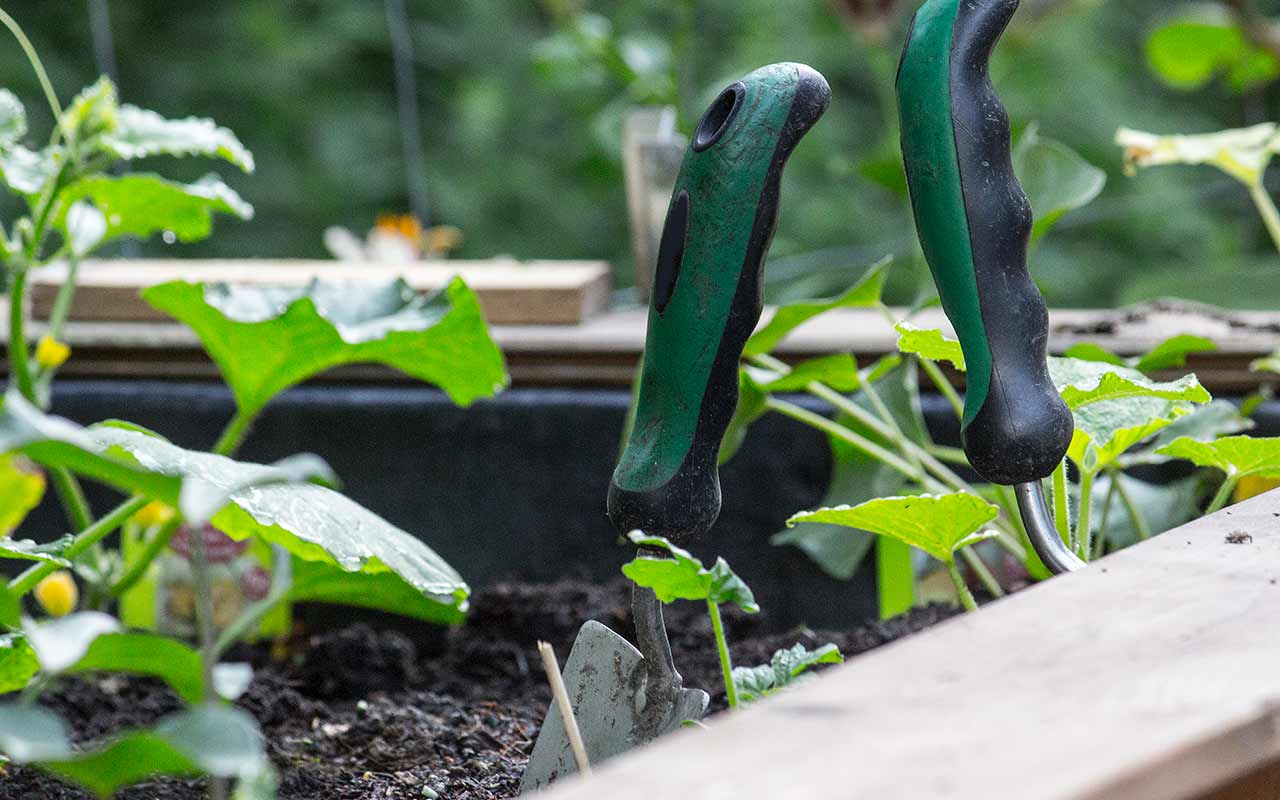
29, 258, 612, 325
544, 490, 1280, 800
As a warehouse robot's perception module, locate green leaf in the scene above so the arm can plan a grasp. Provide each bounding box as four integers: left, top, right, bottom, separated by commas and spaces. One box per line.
1134, 335, 1217, 372
894, 322, 965, 370
60, 77, 118, 143
24, 612, 120, 672
732, 642, 843, 702
0, 534, 72, 567
787, 493, 999, 564
1061, 343, 1126, 367
143, 277, 507, 420
748, 353, 861, 393
99, 105, 254, 172
1068, 397, 1192, 474
0, 704, 268, 799
745, 258, 890, 356
1157, 435, 1280, 479
0, 587, 17, 629
1012, 123, 1106, 243
0, 398, 469, 624
1048, 357, 1211, 410
0, 453, 44, 535
0, 144, 59, 196
1124, 400, 1254, 466
1146, 11, 1280, 92
0, 90, 26, 147
1117, 124, 1280, 186
621, 532, 758, 612
60, 173, 252, 246
67, 633, 205, 704
1252, 351, 1280, 375
0, 634, 38, 693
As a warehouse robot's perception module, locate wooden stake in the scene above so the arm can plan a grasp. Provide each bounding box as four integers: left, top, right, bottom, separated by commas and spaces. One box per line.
537, 641, 591, 777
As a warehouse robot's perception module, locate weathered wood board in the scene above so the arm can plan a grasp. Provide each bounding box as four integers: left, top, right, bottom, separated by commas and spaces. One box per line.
29, 259, 612, 325
543, 489, 1280, 800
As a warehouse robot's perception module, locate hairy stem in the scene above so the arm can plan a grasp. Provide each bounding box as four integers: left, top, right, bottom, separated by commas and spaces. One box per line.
212, 408, 254, 456
945, 558, 978, 612
959, 546, 1004, 598
1094, 472, 1120, 561
8, 496, 146, 595
48, 465, 93, 532
1113, 471, 1152, 541
918, 356, 965, 420
706, 599, 738, 709
1206, 472, 1240, 515
1052, 460, 1071, 544
1075, 469, 1095, 561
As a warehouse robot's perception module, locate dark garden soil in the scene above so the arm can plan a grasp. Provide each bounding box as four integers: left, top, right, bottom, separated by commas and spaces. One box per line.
0, 579, 958, 800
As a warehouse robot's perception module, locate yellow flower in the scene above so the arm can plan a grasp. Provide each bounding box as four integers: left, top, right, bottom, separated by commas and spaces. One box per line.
34, 336, 71, 369
131, 500, 175, 528
1235, 475, 1280, 503
34, 571, 78, 617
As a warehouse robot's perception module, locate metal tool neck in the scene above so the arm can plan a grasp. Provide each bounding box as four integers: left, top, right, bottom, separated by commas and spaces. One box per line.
1015, 480, 1086, 574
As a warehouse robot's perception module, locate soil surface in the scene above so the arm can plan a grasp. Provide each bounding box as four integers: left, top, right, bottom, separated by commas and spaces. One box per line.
0, 579, 957, 800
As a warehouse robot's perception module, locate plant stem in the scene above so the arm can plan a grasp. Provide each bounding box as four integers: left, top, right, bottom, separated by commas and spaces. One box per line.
212, 409, 253, 456
765, 396, 919, 482
0, 7, 65, 125
108, 518, 180, 598
212, 546, 290, 659
945, 558, 978, 612
1246, 181, 1280, 255
8, 495, 146, 596
1093, 472, 1119, 561
44, 253, 79, 345
1206, 472, 1240, 515
7, 268, 35, 400
918, 356, 965, 420
959, 546, 1004, 598
186, 521, 229, 800
706, 599, 738, 709
1113, 471, 1152, 541
49, 465, 92, 531
1052, 460, 1071, 545
1075, 469, 1095, 561
875, 536, 914, 619
925, 443, 969, 465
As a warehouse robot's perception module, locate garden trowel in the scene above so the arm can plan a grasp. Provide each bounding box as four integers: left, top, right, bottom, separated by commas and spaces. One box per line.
897, 0, 1083, 572
521, 62, 830, 791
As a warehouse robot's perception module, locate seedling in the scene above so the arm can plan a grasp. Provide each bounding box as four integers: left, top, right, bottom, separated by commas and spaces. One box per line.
732, 642, 844, 703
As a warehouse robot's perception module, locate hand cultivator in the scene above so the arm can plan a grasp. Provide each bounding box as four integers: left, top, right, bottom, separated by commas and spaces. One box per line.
521, 62, 831, 790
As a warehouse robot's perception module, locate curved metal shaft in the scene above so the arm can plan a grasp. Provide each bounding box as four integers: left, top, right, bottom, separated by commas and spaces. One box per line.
1015, 481, 1086, 574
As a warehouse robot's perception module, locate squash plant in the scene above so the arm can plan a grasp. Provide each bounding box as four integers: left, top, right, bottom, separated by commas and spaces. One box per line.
0, 10, 506, 799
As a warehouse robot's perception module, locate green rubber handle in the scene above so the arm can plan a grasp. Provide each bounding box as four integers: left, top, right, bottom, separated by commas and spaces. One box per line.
897, 0, 1072, 485
608, 62, 830, 541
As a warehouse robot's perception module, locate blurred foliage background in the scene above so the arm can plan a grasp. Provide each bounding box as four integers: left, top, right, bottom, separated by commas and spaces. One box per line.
0, 0, 1278, 308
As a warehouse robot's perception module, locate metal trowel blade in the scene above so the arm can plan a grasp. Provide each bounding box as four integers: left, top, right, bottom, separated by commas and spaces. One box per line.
520, 619, 709, 792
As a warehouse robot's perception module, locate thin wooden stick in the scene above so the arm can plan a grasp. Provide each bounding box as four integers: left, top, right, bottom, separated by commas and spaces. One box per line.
537, 641, 591, 777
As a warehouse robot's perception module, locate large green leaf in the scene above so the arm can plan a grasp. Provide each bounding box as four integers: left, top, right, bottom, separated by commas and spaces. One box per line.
0, 398, 469, 623
99, 105, 254, 172
1124, 400, 1253, 467
0, 453, 45, 535
1063, 335, 1217, 374
621, 532, 758, 612
0, 704, 267, 799
787, 493, 999, 564
732, 642, 843, 702
1157, 435, 1280, 479
1146, 9, 1280, 92
894, 323, 965, 370
143, 277, 507, 419
745, 258, 890, 356
1067, 397, 1195, 473
0, 90, 25, 147
1012, 123, 1106, 243
60, 173, 252, 245
0, 634, 39, 694
1048, 357, 1210, 410
68, 633, 205, 704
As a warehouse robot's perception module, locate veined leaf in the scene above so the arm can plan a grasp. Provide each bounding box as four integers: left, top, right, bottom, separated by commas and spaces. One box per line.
894, 323, 965, 370
143, 277, 507, 420
787, 493, 999, 564
732, 642, 843, 702
1048, 357, 1210, 410
1157, 435, 1280, 479
0, 90, 25, 147
99, 105, 254, 172
0, 634, 38, 693
60, 173, 252, 245
0, 453, 44, 535
0, 704, 268, 798
1124, 400, 1254, 467
1067, 397, 1195, 473
745, 258, 890, 356
622, 532, 758, 612
1013, 123, 1105, 243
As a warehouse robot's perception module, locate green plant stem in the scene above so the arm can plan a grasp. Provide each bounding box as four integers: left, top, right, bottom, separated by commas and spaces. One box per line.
706, 599, 739, 709
1075, 469, 1095, 561
1206, 472, 1240, 515
1052, 460, 1071, 544
959, 546, 1004, 598
925, 443, 969, 465
212, 409, 254, 456
1247, 181, 1280, 255
0, 7, 65, 125
8, 495, 147, 595
1113, 471, 1152, 541
765, 396, 919, 481
43, 253, 79, 345
1093, 472, 1119, 561
186, 523, 229, 800
918, 356, 965, 420
49, 465, 93, 531
108, 518, 180, 598
7, 268, 35, 400
944, 558, 978, 612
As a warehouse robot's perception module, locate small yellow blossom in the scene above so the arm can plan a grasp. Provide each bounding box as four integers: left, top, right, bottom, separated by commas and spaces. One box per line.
1235, 475, 1280, 503
131, 500, 175, 528
34, 571, 78, 617
34, 336, 71, 370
